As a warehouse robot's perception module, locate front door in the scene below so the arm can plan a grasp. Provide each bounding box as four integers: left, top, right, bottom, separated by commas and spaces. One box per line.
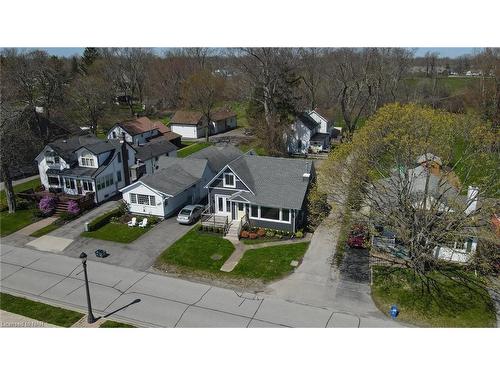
215, 195, 231, 216
236, 202, 246, 220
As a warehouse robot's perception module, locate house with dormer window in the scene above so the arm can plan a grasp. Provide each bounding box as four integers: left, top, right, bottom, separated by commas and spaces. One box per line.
203, 153, 315, 234
35, 134, 137, 203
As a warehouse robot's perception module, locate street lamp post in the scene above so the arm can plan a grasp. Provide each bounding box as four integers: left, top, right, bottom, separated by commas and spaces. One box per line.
79, 252, 96, 324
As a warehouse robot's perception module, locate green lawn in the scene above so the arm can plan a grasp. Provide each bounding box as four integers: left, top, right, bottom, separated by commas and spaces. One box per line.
156, 226, 235, 273
100, 320, 136, 328
178, 142, 212, 157
0, 177, 41, 205
81, 222, 150, 243
371, 266, 497, 327
0, 209, 37, 237
227, 101, 250, 128
30, 222, 60, 237
232, 242, 310, 281
0, 292, 83, 327
238, 142, 268, 156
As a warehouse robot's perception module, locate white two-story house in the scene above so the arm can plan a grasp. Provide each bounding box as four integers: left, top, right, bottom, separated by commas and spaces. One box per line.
287, 109, 333, 154
35, 135, 137, 203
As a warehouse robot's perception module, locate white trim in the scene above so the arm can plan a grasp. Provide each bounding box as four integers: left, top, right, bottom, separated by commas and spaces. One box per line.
119, 180, 171, 198
249, 204, 292, 224
204, 165, 255, 194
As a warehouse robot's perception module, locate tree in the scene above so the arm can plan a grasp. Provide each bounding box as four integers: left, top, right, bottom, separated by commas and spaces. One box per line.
0, 49, 67, 140
0, 106, 43, 213
68, 62, 111, 134
320, 103, 499, 289
101, 48, 153, 115
181, 69, 225, 142
81, 47, 100, 73
239, 48, 301, 155
297, 48, 326, 109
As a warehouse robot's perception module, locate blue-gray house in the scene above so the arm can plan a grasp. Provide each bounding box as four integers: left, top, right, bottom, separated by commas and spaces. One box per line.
204, 153, 315, 233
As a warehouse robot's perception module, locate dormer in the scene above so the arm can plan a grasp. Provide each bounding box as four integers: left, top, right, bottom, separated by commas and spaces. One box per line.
44, 150, 62, 166
78, 150, 98, 168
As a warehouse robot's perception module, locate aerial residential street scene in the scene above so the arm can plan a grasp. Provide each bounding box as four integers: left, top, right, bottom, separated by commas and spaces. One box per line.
1, 46, 499, 331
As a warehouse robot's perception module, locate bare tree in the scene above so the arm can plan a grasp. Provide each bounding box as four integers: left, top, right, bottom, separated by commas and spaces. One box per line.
68, 61, 111, 134
297, 48, 326, 109
181, 69, 225, 142
238, 48, 301, 155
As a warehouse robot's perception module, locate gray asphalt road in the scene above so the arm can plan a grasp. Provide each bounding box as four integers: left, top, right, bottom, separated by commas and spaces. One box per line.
0, 243, 401, 327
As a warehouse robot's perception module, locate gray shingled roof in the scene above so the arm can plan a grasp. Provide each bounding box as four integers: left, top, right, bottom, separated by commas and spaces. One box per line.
138, 158, 208, 196
45, 135, 103, 164
187, 144, 243, 172
297, 112, 320, 130
226, 155, 314, 209
135, 140, 177, 161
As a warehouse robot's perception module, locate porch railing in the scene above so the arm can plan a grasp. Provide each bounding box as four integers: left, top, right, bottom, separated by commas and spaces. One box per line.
200, 207, 230, 235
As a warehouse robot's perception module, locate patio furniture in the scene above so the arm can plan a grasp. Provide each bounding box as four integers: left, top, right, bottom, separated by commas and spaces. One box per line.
138, 218, 148, 228
128, 217, 137, 227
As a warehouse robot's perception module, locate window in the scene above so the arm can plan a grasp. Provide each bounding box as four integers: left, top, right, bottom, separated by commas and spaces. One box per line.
260, 206, 280, 221
117, 171, 122, 182
282, 209, 290, 222
81, 156, 95, 167
238, 203, 244, 210
112, 132, 117, 139
54, 156, 60, 164
135, 194, 155, 206
117, 152, 122, 163
82, 180, 93, 191
48, 176, 59, 186
223, 173, 235, 187
226, 200, 231, 212
65, 178, 75, 190
218, 197, 223, 211
130, 193, 137, 204
250, 205, 259, 218
297, 140, 302, 150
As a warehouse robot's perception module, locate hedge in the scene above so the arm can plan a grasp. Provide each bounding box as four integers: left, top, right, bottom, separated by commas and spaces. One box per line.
87, 208, 122, 231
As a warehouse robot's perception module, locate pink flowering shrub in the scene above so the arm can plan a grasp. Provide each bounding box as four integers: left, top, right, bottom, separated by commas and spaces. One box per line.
39, 196, 57, 215
67, 200, 80, 216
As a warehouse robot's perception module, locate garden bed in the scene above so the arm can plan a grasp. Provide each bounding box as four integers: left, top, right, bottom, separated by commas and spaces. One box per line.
240, 227, 304, 245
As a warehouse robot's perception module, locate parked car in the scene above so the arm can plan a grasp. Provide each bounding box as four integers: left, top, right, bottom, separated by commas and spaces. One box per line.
347, 224, 369, 249
177, 205, 205, 225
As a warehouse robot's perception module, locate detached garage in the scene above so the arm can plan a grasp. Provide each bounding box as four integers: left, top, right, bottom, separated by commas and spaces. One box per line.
170, 109, 237, 139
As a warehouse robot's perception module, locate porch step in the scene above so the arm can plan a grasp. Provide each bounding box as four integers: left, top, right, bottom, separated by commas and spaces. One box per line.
54, 201, 70, 216
224, 220, 241, 240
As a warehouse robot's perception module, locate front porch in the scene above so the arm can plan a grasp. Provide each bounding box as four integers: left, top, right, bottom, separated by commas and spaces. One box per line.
17, 188, 95, 212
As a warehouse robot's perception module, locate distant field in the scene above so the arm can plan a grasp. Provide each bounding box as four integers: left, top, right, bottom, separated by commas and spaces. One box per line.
403, 76, 491, 95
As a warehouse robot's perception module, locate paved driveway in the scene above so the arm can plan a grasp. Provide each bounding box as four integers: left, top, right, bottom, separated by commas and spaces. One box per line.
62, 216, 192, 271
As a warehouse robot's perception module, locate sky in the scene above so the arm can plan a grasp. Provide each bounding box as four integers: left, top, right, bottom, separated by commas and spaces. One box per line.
24, 47, 479, 58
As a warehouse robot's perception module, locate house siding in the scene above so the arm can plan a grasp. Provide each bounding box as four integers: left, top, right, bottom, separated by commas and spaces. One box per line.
121, 184, 166, 217
288, 120, 312, 154
248, 217, 295, 232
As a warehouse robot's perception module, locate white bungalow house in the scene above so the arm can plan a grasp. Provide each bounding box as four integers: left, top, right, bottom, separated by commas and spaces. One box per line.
35, 135, 137, 203
120, 145, 243, 218
169, 109, 237, 139
287, 109, 333, 154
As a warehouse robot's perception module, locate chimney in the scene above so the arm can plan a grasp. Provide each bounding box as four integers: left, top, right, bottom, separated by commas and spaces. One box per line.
465, 186, 479, 215
120, 135, 131, 186
303, 161, 311, 181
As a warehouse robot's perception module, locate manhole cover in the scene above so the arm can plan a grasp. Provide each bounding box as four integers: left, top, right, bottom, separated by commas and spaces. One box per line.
211, 253, 223, 260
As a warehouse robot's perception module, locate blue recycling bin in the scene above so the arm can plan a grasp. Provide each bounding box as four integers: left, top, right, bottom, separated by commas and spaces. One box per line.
390, 305, 399, 319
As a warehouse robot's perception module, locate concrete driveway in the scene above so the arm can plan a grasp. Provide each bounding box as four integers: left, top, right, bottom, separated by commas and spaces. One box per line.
62, 216, 192, 271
